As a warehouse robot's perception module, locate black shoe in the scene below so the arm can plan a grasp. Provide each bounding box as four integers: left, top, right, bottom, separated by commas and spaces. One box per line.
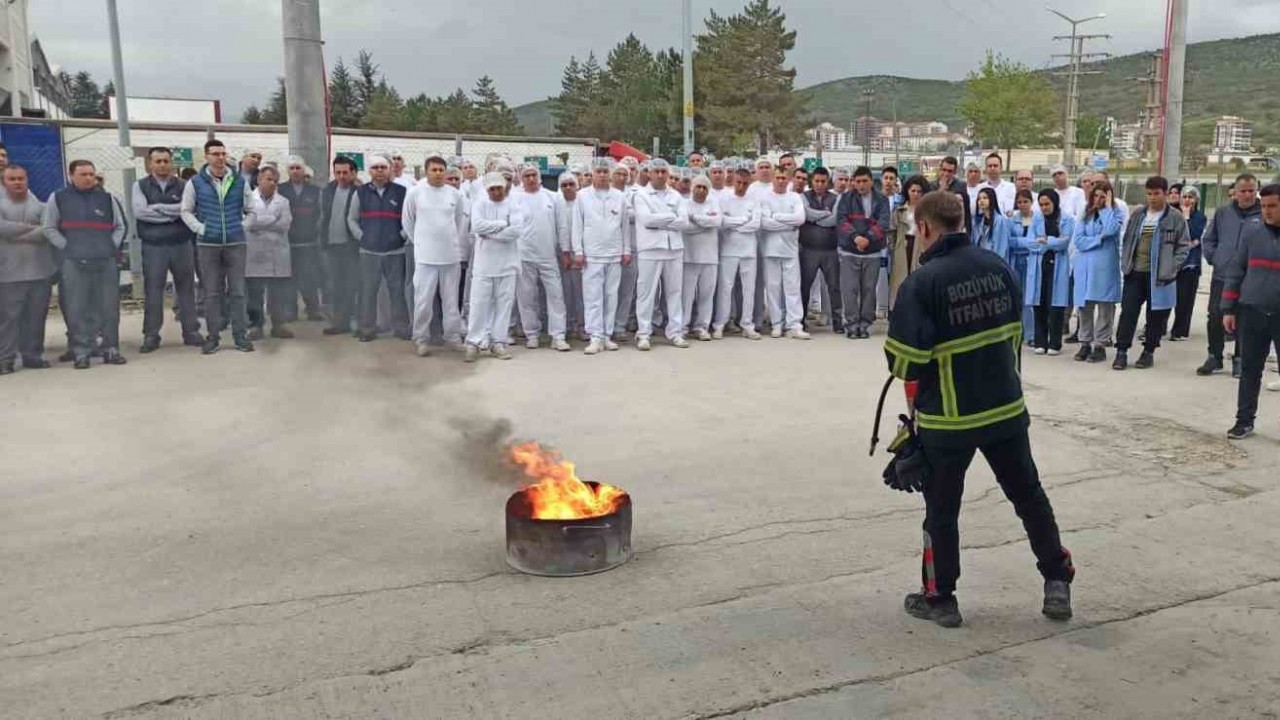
246, 327, 264, 341
102, 350, 128, 366
1134, 350, 1155, 369
59, 349, 76, 363
1227, 422, 1255, 440
139, 336, 161, 354
904, 592, 963, 628
183, 333, 205, 347
1196, 356, 1223, 376
1087, 346, 1107, 363
270, 325, 295, 339
0, 361, 14, 375
1042, 580, 1073, 621
1073, 344, 1091, 362
73, 356, 91, 370
233, 336, 256, 352
393, 330, 412, 341
323, 326, 346, 336
21, 357, 51, 369
1168, 334, 1186, 342
1112, 351, 1128, 371
201, 337, 221, 355
845, 330, 858, 340
356, 332, 376, 343
306, 310, 325, 322
1232, 356, 1242, 379
1064, 332, 1079, 345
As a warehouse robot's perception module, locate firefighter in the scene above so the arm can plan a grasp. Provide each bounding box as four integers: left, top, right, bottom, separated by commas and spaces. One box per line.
883, 190, 1075, 628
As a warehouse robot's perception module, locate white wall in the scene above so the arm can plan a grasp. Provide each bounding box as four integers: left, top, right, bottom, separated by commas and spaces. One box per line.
108, 97, 220, 123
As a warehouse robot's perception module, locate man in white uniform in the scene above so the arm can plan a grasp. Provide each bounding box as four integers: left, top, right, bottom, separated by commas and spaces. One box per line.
758, 167, 811, 339
682, 175, 722, 340
512, 163, 571, 351
391, 151, 417, 190
631, 159, 689, 350
465, 173, 523, 362
614, 163, 643, 340
1052, 165, 1087, 221
714, 167, 762, 340
573, 159, 631, 355
556, 170, 587, 342
981, 153, 1017, 214
403, 155, 468, 356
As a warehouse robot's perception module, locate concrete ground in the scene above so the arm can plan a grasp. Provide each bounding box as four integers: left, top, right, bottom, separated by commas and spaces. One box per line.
2, 303, 1279, 720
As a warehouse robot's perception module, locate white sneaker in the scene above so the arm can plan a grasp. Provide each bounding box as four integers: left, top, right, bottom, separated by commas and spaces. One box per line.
492, 343, 513, 360
578, 331, 592, 342
637, 337, 652, 351
770, 327, 783, 339
551, 338, 572, 352
449, 341, 467, 353
671, 335, 690, 348
584, 339, 602, 355
711, 327, 725, 340
744, 329, 762, 341
787, 328, 812, 340
525, 337, 540, 350
1047, 348, 1061, 356
1266, 380, 1280, 392
414, 340, 431, 357
464, 344, 480, 363
1034, 348, 1047, 355
696, 329, 712, 341
604, 339, 620, 352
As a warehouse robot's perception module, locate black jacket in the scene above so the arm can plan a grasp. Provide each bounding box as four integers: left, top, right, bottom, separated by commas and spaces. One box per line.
930, 179, 973, 230
1203, 200, 1263, 277
885, 232, 1028, 448
278, 182, 322, 246
1223, 222, 1280, 315
799, 190, 838, 251
835, 189, 891, 255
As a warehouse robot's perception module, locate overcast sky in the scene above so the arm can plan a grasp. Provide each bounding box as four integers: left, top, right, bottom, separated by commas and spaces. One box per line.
30, 0, 1280, 119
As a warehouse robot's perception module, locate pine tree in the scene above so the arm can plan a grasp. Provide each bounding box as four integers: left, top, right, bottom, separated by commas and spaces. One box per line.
70, 71, 103, 118
402, 93, 440, 132
470, 76, 522, 135
241, 105, 265, 124
328, 57, 361, 129
436, 88, 474, 133
354, 50, 380, 122
552, 56, 588, 136
362, 80, 404, 130
100, 80, 116, 118
261, 77, 288, 124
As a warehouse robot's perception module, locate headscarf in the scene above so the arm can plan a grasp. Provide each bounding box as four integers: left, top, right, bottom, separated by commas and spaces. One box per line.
1038, 188, 1061, 238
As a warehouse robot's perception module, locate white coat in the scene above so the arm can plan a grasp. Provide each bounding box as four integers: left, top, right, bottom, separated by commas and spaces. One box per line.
244, 190, 293, 278
403, 182, 468, 265
717, 192, 760, 259
757, 189, 806, 259
633, 186, 689, 256
469, 196, 523, 277
683, 196, 722, 265
572, 187, 629, 260
512, 187, 563, 266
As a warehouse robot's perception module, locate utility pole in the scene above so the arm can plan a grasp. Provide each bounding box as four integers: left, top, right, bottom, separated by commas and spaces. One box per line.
682, 0, 695, 157
1048, 8, 1110, 172
1160, 0, 1188, 179
282, 0, 329, 184
1131, 54, 1164, 166
106, 0, 141, 297
861, 88, 875, 167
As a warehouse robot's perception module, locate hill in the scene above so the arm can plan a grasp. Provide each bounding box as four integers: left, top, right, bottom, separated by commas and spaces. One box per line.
516, 33, 1280, 151
799, 33, 1280, 151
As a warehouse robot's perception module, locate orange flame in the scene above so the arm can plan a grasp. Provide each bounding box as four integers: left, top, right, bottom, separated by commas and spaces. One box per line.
508, 441, 627, 520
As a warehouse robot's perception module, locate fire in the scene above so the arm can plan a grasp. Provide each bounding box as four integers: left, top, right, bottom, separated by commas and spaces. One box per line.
507, 441, 627, 520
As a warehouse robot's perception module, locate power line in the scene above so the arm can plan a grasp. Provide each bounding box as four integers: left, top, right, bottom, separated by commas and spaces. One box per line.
1047, 8, 1111, 171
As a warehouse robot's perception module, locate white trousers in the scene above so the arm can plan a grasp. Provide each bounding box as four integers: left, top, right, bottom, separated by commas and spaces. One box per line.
715, 256, 756, 331
582, 260, 623, 341
635, 256, 684, 340
764, 256, 804, 332
467, 274, 517, 346
413, 262, 462, 343
517, 261, 567, 340
682, 262, 717, 333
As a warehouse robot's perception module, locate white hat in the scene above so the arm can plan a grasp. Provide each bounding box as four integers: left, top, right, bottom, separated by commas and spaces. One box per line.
691, 175, 712, 189
1050, 164, 1068, 175
590, 157, 613, 170
558, 171, 577, 186
366, 155, 390, 169
619, 156, 639, 169
483, 172, 506, 189
755, 158, 773, 168
649, 158, 670, 170
520, 163, 542, 176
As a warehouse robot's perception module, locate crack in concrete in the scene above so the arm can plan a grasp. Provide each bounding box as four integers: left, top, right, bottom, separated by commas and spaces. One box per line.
689, 576, 1280, 719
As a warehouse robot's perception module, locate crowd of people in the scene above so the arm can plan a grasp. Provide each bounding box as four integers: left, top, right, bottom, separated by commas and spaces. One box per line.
1, 141, 1277, 437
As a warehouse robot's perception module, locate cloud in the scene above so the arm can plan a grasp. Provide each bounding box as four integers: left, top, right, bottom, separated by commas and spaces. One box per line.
30, 0, 1280, 119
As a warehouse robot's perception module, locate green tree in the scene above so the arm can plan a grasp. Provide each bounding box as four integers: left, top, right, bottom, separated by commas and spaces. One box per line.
240, 105, 265, 124
470, 75, 522, 135
602, 35, 675, 150
260, 77, 288, 125
694, 0, 805, 155
70, 71, 104, 118
328, 57, 361, 128
362, 81, 403, 130
552, 52, 608, 138
1075, 114, 1112, 152
958, 52, 1057, 161
401, 93, 440, 132
436, 88, 474, 133
354, 50, 380, 122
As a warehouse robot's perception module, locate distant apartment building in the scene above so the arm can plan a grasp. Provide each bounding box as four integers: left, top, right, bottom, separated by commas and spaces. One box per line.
30, 38, 72, 120
808, 122, 852, 151
1213, 116, 1252, 154
1112, 123, 1142, 160
0, 0, 35, 116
